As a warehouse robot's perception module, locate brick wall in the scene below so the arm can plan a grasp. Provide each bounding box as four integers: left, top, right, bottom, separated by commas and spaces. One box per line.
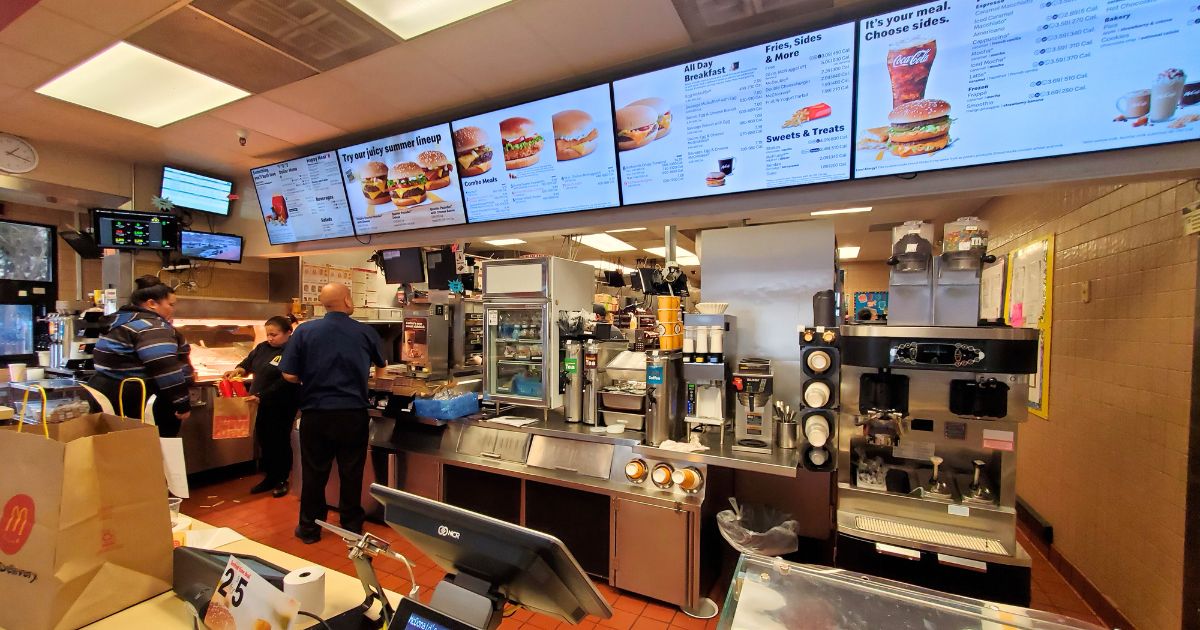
979, 178, 1198, 630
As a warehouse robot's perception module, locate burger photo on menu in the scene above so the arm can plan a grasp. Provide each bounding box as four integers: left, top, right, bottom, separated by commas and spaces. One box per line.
452, 126, 494, 176
358, 161, 391, 205
614, 105, 659, 151
552, 109, 599, 161
886, 99, 952, 158
388, 162, 428, 208
627, 97, 671, 139
418, 150, 453, 190
500, 117, 544, 169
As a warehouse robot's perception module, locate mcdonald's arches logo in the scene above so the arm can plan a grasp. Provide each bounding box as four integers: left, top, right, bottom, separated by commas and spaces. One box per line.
0, 494, 35, 555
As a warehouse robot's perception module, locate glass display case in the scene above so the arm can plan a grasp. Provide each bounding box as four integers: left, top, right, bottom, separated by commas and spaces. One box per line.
484, 303, 547, 405
719, 553, 1103, 630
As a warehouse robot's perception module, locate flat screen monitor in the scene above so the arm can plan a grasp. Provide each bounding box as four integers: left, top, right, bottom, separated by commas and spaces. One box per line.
92, 208, 180, 251
613, 23, 855, 205
60, 230, 103, 259
0, 305, 34, 357
451, 83, 620, 223
424, 247, 457, 291
250, 152, 356, 245
369, 485, 612, 627
852, 0, 1200, 179
380, 248, 425, 285
160, 166, 234, 216
0, 220, 54, 282
336, 123, 468, 236
180, 230, 243, 263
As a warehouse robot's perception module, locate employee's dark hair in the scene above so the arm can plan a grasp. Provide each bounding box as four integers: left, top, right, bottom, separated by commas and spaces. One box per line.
130, 275, 174, 306
265, 314, 297, 332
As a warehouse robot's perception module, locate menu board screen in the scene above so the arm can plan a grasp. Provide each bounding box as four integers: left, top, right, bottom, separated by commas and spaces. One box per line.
337, 124, 467, 235
250, 152, 355, 244
451, 84, 619, 223
853, 0, 1200, 178
613, 23, 855, 205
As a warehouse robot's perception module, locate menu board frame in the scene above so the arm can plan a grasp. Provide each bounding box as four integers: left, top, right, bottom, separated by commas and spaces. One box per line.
249, 151, 357, 245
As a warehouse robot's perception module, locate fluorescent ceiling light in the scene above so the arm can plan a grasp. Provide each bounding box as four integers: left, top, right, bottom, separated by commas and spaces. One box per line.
810, 207, 872, 216
36, 42, 249, 128
484, 238, 525, 246
644, 246, 699, 267
605, 227, 647, 233
574, 234, 636, 253
582, 260, 635, 273
838, 246, 861, 259
347, 0, 512, 39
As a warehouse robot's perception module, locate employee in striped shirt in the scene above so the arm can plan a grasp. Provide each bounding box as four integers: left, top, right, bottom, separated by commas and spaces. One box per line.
89, 275, 194, 437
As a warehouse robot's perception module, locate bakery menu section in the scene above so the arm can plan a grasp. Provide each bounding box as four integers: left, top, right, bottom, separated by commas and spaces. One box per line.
251, 152, 355, 244
451, 84, 619, 223
854, 0, 1200, 178
613, 23, 855, 205
337, 123, 467, 235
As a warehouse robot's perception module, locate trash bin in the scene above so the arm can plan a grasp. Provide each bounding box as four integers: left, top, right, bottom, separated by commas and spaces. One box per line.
716, 501, 800, 557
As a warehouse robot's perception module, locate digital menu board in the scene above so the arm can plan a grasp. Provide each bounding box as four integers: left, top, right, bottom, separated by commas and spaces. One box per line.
613, 23, 855, 205
337, 124, 467, 235
853, 0, 1200, 178
451, 84, 620, 223
250, 152, 355, 245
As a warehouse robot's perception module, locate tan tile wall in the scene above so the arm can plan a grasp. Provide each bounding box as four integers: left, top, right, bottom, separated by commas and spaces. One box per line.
979, 178, 1198, 630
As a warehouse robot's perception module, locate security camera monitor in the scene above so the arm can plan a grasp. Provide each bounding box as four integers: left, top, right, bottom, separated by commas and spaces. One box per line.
369, 484, 612, 627
180, 230, 243, 263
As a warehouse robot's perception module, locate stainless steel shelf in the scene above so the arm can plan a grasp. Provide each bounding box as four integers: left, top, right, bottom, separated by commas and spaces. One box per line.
495, 359, 543, 366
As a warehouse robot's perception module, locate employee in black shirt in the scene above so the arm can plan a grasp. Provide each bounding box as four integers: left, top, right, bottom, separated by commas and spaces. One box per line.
226, 315, 301, 498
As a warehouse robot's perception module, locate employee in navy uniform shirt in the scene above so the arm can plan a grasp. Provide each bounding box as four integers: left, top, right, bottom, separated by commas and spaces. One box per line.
226, 315, 301, 498
280, 284, 386, 544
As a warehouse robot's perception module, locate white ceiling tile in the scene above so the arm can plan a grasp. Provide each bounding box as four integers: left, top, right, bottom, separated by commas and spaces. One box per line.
260, 72, 401, 132
0, 44, 62, 89
0, 6, 115, 66
37, 0, 184, 37
154, 115, 296, 162
210, 96, 346, 146
326, 44, 486, 123
512, 0, 691, 75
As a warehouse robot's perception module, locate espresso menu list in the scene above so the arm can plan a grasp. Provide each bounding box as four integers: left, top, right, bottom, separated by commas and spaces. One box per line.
337, 124, 466, 235
613, 23, 855, 205
854, 0, 1200, 177
251, 152, 354, 244
451, 84, 620, 223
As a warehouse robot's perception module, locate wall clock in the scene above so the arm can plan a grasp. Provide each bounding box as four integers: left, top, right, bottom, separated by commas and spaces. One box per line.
0, 133, 39, 174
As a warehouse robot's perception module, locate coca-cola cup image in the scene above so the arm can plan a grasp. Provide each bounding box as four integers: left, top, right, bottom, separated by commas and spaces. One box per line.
887, 39, 937, 108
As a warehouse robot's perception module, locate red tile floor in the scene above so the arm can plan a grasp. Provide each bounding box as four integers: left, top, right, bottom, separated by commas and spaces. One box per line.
182, 474, 1107, 629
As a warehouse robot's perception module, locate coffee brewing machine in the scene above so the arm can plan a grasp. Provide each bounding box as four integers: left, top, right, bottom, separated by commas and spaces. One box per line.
731, 358, 773, 454
682, 314, 736, 437
833, 325, 1040, 606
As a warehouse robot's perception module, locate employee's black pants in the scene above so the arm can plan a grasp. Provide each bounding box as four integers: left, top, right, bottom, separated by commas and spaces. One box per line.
297, 408, 369, 536
88, 373, 182, 438
255, 399, 298, 485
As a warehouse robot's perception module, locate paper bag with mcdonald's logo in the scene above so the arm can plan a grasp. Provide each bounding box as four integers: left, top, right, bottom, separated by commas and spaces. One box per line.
0, 413, 173, 630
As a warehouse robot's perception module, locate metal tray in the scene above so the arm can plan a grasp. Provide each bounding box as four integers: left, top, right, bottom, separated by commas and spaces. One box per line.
599, 390, 645, 412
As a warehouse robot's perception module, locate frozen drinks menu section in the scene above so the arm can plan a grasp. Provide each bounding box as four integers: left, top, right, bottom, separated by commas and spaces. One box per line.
613, 23, 855, 205
251, 152, 354, 244
854, 0, 1200, 177
337, 123, 466, 235
451, 84, 619, 223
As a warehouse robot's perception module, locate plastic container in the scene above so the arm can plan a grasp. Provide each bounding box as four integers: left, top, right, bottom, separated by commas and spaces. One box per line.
943, 216, 989, 255
413, 392, 480, 420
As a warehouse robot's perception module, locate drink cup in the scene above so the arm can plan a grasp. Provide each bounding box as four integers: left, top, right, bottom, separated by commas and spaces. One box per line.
1115, 89, 1151, 117
887, 39, 937, 108
1150, 69, 1187, 122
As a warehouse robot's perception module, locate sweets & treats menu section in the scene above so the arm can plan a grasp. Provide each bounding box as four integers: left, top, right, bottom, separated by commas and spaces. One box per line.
853, 0, 1200, 178
613, 23, 855, 205
451, 84, 620, 223
250, 152, 355, 244
336, 123, 467, 236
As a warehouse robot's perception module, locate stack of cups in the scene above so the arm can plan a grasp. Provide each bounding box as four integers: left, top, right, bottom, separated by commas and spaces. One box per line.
655, 296, 682, 351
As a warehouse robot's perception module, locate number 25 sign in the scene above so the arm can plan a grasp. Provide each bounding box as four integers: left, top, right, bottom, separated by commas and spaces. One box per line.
203, 556, 299, 630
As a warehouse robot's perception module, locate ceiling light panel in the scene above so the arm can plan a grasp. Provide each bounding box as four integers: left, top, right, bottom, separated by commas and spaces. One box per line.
36, 42, 249, 128
838, 246, 861, 259
346, 0, 512, 39
484, 238, 526, 246
606, 227, 647, 233
810, 207, 872, 216
575, 234, 636, 253
582, 260, 634, 273
643, 246, 696, 258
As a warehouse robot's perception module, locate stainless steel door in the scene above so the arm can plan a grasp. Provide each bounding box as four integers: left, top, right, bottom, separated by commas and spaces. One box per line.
613, 498, 689, 607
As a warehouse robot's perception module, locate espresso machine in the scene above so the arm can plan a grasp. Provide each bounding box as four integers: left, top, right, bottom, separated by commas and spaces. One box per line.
731, 358, 773, 454
834, 325, 1039, 606
682, 314, 736, 437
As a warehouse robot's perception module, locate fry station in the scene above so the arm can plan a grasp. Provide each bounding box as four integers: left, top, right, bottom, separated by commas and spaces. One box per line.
1, 0, 1197, 629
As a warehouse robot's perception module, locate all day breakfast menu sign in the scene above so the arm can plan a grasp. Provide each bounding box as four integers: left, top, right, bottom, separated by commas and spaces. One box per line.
451, 84, 620, 223
613, 23, 855, 205
337, 123, 467, 236
853, 0, 1200, 178
250, 152, 355, 244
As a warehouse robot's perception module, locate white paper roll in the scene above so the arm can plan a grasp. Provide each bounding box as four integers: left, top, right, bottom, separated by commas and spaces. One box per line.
283, 566, 326, 614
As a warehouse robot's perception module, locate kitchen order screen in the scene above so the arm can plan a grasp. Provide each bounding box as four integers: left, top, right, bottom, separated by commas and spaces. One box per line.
250, 152, 355, 245
613, 22, 855, 205
337, 123, 467, 236
853, 0, 1200, 178
451, 84, 619, 223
